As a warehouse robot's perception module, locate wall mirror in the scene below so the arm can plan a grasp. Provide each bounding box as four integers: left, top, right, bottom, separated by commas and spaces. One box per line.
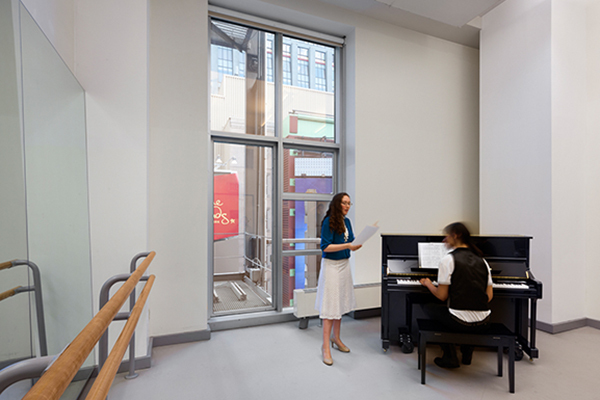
0, 0, 93, 397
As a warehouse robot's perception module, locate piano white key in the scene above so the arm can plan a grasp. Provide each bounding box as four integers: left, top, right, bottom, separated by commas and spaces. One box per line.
493, 282, 529, 290
396, 279, 437, 286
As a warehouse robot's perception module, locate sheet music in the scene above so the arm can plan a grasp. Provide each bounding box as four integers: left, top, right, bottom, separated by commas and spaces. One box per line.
352, 222, 379, 246
418, 242, 448, 268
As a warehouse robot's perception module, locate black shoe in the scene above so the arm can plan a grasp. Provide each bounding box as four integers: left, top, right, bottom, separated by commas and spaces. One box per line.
434, 357, 460, 368
460, 345, 474, 365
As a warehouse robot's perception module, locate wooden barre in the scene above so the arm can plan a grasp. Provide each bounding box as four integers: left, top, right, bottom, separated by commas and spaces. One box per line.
0, 286, 22, 302
85, 274, 155, 400
22, 251, 156, 400
0, 260, 15, 271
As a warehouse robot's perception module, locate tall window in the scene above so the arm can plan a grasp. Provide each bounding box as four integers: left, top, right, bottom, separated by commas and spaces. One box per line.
210, 16, 341, 315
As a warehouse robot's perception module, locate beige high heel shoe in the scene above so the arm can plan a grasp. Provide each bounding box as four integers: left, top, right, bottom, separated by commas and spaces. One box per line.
331, 338, 350, 353
322, 347, 333, 366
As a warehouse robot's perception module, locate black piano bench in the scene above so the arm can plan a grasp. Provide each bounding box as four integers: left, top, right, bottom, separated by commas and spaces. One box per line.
416, 319, 516, 393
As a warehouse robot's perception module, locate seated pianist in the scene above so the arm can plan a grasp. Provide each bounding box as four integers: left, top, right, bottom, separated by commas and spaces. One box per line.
419, 222, 493, 368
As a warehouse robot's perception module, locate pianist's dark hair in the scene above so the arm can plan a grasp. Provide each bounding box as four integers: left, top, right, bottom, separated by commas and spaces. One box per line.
322, 192, 350, 235
443, 222, 483, 257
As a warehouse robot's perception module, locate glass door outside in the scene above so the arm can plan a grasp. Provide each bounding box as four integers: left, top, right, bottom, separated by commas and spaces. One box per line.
212, 142, 274, 315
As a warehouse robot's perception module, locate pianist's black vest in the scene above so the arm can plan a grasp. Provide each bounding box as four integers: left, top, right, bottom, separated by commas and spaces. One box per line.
448, 248, 490, 311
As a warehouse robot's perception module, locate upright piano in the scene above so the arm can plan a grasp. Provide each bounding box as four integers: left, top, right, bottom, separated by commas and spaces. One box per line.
381, 234, 543, 359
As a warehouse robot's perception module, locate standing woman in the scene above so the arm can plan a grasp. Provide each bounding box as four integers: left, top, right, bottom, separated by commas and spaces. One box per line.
420, 222, 493, 368
315, 192, 362, 366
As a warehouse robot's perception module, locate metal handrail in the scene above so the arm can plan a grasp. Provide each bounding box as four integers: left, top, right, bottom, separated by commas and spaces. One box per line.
22, 251, 155, 400
98, 252, 151, 379
0, 259, 47, 356
0, 356, 55, 395
85, 275, 155, 399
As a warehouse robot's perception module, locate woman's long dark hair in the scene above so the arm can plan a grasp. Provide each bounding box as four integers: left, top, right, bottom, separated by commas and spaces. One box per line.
322, 192, 349, 235
443, 222, 482, 256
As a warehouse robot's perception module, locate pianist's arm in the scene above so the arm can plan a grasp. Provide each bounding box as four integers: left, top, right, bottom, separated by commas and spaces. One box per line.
419, 278, 449, 301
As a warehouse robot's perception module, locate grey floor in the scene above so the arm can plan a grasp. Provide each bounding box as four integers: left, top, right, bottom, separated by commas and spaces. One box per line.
107, 316, 599, 400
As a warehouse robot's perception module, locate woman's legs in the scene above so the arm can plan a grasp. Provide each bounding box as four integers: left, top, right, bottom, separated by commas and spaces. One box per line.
332, 319, 348, 347
322, 319, 334, 359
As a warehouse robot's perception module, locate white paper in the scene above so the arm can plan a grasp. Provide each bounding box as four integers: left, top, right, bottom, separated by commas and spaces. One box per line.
418, 242, 448, 268
352, 222, 379, 246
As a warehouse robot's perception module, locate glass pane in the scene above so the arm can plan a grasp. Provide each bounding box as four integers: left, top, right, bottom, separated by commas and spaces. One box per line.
283, 254, 322, 307
282, 37, 335, 142
210, 20, 275, 136
213, 143, 274, 315
283, 148, 333, 194
0, 3, 93, 393
282, 200, 328, 251
0, 0, 31, 370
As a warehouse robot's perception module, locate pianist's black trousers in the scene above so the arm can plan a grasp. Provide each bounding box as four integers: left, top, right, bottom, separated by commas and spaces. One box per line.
420, 301, 491, 363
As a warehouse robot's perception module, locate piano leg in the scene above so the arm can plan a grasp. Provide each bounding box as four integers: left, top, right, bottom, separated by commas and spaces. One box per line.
402, 294, 415, 353
382, 291, 390, 351
529, 298, 539, 359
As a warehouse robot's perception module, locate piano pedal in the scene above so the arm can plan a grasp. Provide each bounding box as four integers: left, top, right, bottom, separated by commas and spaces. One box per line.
399, 332, 414, 354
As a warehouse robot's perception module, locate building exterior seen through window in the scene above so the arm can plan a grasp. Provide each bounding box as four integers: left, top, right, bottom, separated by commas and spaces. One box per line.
210, 17, 341, 315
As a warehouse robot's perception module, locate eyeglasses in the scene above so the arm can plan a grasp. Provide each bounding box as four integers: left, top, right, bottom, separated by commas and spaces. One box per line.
341, 202, 353, 207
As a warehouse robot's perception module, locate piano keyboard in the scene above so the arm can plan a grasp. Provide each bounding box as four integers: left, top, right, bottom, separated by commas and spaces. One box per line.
396, 279, 437, 286
493, 282, 529, 290
396, 279, 529, 290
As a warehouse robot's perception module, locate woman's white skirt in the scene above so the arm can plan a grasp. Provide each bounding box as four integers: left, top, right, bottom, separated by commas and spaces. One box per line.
315, 257, 356, 320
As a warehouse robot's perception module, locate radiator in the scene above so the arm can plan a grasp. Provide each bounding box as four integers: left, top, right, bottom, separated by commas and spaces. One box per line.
293, 282, 381, 319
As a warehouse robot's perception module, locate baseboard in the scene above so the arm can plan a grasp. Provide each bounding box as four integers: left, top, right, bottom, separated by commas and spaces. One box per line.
536, 318, 600, 334
152, 329, 211, 347
587, 318, 600, 330
209, 310, 298, 332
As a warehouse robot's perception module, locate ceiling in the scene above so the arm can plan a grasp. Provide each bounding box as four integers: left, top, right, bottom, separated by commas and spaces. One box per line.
321, 0, 505, 27
210, 0, 508, 48
316, 0, 507, 48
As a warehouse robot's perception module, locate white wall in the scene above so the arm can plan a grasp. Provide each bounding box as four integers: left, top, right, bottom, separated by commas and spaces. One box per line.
148, 0, 209, 336
551, 0, 587, 323
481, 0, 600, 325
584, 1, 600, 321
480, 0, 553, 323
352, 24, 479, 284
74, 0, 150, 354
21, 0, 75, 71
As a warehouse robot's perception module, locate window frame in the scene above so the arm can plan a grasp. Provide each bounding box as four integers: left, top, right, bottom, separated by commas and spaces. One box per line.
208, 7, 345, 316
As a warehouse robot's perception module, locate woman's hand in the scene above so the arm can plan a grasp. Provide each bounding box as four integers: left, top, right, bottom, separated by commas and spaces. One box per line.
348, 244, 362, 251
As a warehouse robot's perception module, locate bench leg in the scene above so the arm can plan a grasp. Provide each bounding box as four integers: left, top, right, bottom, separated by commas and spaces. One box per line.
497, 346, 503, 377
417, 332, 421, 370
420, 334, 427, 384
